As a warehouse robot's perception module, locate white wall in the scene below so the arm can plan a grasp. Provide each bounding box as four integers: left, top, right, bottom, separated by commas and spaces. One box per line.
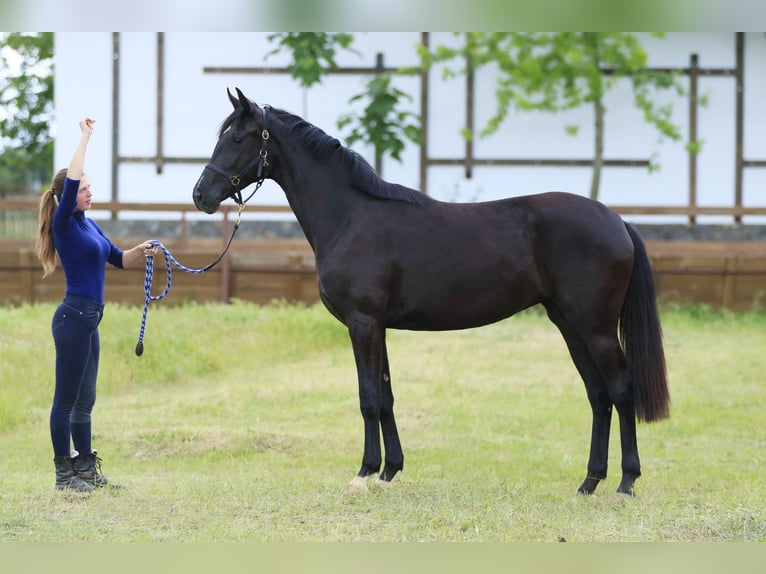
54, 32, 766, 224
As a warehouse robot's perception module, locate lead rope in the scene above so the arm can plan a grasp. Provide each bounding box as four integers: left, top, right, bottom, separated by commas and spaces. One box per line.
136, 106, 270, 356
135, 201, 250, 356
135, 240, 203, 356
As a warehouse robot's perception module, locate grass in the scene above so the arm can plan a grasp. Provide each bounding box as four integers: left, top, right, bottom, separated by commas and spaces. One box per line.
0, 300, 764, 541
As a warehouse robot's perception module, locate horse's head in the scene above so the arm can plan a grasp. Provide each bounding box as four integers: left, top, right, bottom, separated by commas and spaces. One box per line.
193, 88, 271, 214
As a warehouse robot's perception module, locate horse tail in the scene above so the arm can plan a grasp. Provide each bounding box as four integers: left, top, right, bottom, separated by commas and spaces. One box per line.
620, 223, 670, 423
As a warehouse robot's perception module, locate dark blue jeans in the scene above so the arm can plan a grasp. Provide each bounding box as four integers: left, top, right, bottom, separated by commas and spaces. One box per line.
50, 294, 104, 458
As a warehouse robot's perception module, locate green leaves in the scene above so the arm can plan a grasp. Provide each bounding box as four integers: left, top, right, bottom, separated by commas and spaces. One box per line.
0, 32, 54, 194
268, 33, 692, 196
266, 33, 356, 88
0, 32, 53, 152
267, 33, 421, 168
423, 33, 685, 142
420, 33, 688, 199
338, 74, 421, 163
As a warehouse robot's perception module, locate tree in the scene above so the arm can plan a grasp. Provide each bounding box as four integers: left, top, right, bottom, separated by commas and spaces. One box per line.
266, 33, 422, 174
267, 33, 689, 200
0, 32, 54, 196
337, 74, 421, 173
266, 32, 356, 88
420, 32, 687, 200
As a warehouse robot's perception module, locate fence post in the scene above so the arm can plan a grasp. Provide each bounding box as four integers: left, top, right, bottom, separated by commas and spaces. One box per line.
688, 53, 699, 226
734, 32, 745, 225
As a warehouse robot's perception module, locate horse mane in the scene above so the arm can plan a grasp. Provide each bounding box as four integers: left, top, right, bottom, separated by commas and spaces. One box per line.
222, 105, 427, 206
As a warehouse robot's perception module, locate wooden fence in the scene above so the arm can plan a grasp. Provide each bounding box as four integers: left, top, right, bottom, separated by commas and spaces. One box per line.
2, 200, 766, 311
647, 241, 766, 311
0, 236, 318, 308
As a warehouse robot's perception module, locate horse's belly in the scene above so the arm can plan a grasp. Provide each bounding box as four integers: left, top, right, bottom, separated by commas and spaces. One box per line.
387, 287, 538, 331
389, 309, 528, 331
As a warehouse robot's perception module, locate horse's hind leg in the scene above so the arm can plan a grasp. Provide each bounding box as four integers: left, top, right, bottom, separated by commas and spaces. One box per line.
546, 305, 613, 495
581, 331, 642, 496
614, 400, 640, 495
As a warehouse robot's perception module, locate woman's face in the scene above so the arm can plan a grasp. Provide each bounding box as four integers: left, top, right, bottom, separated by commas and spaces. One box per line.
76, 176, 92, 211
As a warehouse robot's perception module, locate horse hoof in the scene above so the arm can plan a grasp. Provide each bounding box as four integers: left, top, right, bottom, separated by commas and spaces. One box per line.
346, 475, 370, 493
577, 477, 601, 495
372, 477, 393, 490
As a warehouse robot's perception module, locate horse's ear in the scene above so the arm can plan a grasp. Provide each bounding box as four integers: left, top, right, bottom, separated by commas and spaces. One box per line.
227, 88, 239, 109
234, 87, 260, 117
235, 87, 251, 110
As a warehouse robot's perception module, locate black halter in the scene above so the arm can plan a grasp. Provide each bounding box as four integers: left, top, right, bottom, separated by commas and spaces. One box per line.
203, 104, 271, 206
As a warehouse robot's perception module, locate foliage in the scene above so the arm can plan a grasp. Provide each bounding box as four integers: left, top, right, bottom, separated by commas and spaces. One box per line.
268, 32, 693, 195
422, 33, 685, 140
338, 74, 421, 164
419, 32, 689, 199
0, 143, 52, 196
267, 33, 420, 171
266, 33, 357, 88
0, 32, 54, 195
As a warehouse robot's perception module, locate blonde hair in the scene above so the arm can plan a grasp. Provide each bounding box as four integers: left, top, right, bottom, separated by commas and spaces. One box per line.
35, 168, 67, 277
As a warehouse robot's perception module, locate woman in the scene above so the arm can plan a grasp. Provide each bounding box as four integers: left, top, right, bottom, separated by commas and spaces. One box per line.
35, 117, 158, 492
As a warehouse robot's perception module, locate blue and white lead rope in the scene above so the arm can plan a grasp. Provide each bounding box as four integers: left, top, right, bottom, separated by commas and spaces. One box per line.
135, 240, 208, 356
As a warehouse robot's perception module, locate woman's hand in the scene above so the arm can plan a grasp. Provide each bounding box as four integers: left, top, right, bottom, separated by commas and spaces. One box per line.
141, 241, 159, 257
121, 241, 159, 268
80, 117, 95, 135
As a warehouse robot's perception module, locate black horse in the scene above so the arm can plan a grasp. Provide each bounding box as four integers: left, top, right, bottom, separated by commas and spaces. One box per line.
193, 88, 670, 496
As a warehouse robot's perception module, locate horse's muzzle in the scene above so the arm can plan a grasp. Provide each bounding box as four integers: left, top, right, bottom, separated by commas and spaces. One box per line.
193, 180, 220, 214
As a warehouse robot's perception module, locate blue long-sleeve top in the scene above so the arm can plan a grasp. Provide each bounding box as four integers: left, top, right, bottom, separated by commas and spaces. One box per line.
52, 177, 124, 304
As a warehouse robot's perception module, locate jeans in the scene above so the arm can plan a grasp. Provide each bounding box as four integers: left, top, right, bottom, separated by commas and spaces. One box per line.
50, 294, 104, 458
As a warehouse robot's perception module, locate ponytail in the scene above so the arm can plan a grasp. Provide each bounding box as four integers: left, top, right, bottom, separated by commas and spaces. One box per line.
34, 168, 67, 278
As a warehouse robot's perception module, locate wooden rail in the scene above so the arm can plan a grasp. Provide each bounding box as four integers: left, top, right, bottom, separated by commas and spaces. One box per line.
3, 238, 765, 311
608, 205, 766, 217
2, 201, 766, 311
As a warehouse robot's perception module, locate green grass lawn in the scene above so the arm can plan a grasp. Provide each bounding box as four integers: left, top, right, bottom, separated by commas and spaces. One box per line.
0, 301, 764, 541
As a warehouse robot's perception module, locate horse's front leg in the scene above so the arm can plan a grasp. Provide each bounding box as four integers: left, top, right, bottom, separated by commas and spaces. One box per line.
347, 314, 385, 492
378, 340, 403, 483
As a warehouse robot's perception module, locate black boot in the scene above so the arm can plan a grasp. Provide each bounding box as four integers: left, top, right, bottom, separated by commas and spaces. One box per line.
54, 456, 94, 492
73, 450, 122, 489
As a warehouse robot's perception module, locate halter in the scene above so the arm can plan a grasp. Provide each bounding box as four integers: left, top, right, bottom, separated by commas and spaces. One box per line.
135, 106, 273, 356
202, 104, 271, 207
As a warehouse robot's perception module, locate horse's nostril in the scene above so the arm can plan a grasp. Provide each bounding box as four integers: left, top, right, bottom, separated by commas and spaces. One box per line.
192, 188, 204, 210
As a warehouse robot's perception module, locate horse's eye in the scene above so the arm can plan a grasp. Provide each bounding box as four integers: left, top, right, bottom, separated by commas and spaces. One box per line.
232, 134, 243, 144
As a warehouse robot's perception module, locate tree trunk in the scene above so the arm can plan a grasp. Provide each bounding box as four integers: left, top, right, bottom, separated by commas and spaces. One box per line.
590, 96, 604, 201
